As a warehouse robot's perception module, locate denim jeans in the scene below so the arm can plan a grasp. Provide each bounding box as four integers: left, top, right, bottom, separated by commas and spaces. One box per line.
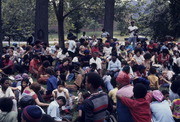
128, 37, 137, 48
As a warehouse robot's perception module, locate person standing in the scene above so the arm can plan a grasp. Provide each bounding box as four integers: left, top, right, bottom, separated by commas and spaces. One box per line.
128, 21, 138, 48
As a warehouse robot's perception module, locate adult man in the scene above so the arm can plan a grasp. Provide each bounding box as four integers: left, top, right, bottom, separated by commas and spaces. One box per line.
47, 96, 66, 121
67, 36, 77, 58
128, 21, 138, 48
84, 72, 109, 122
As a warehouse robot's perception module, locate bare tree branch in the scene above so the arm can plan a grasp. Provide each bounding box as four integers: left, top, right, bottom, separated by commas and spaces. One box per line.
52, 0, 59, 18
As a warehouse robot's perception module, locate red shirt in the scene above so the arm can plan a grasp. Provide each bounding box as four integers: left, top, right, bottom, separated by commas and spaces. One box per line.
3, 60, 14, 69
29, 59, 40, 73
120, 93, 152, 122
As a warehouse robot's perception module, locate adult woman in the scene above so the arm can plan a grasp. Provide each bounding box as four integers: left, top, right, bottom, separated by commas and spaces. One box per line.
22, 82, 49, 107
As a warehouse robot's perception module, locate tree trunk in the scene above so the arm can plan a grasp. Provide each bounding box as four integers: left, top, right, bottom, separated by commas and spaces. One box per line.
0, 0, 2, 57
104, 0, 115, 38
35, 0, 49, 45
58, 18, 65, 49
58, 0, 65, 49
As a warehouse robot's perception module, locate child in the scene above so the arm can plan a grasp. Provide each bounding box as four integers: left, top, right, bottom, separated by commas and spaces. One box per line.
117, 83, 152, 122
150, 90, 174, 122
171, 88, 180, 122
148, 66, 159, 90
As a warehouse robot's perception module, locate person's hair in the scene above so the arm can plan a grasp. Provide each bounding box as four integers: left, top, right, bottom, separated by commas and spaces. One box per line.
0, 77, 9, 84
134, 48, 142, 55
62, 58, 70, 64
133, 83, 147, 99
149, 67, 156, 74
161, 90, 169, 96
87, 72, 102, 89
42, 60, 50, 68
82, 92, 91, 99
57, 80, 65, 87
144, 53, 152, 60
21, 78, 30, 94
33, 54, 40, 59
102, 28, 105, 32
57, 96, 66, 105
29, 82, 41, 93
40, 114, 55, 122
162, 49, 169, 54
171, 79, 180, 93
45, 67, 55, 76
0, 97, 13, 112
20, 96, 35, 109
90, 63, 97, 69
122, 65, 130, 74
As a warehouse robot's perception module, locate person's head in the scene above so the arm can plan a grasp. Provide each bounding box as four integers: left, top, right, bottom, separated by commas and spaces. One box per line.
45, 67, 55, 76
33, 54, 40, 61
21, 78, 30, 88
14, 74, 23, 81
149, 67, 157, 75
111, 55, 117, 62
29, 82, 41, 93
120, 45, 125, 51
131, 21, 135, 26
5, 55, 10, 61
56, 96, 66, 107
86, 72, 102, 91
20, 96, 35, 109
134, 48, 142, 57
162, 49, 169, 56
62, 58, 70, 66
42, 60, 50, 68
122, 65, 130, 74
116, 70, 130, 88
84, 50, 90, 55
161, 90, 169, 100
144, 53, 152, 60
0, 77, 10, 90
92, 52, 99, 58
133, 83, 147, 99
90, 63, 97, 70
152, 90, 164, 102
22, 105, 42, 122
102, 28, 105, 32
57, 81, 65, 92
105, 43, 110, 48
73, 63, 80, 70
0, 97, 13, 112
83, 32, 86, 36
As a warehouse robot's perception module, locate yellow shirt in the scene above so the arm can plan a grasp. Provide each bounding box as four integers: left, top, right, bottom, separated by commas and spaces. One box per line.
148, 74, 159, 89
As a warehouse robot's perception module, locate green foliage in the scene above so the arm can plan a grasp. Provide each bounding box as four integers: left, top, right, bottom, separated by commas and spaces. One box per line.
2, 0, 35, 41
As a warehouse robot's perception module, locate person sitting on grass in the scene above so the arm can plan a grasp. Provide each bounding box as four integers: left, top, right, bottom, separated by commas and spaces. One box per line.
117, 83, 152, 122
0, 97, 17, 122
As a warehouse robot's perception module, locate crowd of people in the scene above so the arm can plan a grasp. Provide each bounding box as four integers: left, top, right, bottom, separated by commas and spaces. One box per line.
0, 26, 179, 122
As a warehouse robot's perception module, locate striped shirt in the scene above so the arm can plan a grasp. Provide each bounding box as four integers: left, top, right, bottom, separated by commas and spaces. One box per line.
84, 92, 108, 122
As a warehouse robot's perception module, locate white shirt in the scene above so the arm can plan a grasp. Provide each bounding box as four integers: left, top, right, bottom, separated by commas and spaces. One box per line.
128, 26, 138, 37
47, 100, 62, 121
103, 47, 112, 56
150, 100, 175, 122
133, 55, 145, 65
90, 57, 102, 70
101, 32, 109, 38
68, 40, 76, 53
0, 87, 15, 98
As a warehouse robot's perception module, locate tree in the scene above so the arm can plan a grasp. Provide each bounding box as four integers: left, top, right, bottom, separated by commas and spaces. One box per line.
35, 0, 49, 45
52, 0, 87, 48
0, 0, 2, 56
104, 0, 115, 38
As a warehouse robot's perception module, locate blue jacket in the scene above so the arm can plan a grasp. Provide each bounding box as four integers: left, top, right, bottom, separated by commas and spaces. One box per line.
47, 75, 58, 94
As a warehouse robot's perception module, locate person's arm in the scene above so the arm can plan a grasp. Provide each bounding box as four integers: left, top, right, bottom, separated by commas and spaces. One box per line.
63, 89, 70, 100
117, 95, 134, 108
35, 98, 49, 107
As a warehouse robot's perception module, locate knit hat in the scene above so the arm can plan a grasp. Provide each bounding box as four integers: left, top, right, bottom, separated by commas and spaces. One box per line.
14, 75, 23, 81
116, 71, 130, 86
152, 90, 164, 102
22, 105, 42, 122
22, 73, 29, 79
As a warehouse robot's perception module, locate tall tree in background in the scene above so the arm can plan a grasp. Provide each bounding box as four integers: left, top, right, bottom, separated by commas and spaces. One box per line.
52, 0, 95, 48
0, 0, 2, 56
35, 0, 49, 45
104, 0, 115, 38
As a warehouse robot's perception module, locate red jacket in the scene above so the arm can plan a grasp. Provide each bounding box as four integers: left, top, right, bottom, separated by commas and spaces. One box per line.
120, 93, 152, 122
